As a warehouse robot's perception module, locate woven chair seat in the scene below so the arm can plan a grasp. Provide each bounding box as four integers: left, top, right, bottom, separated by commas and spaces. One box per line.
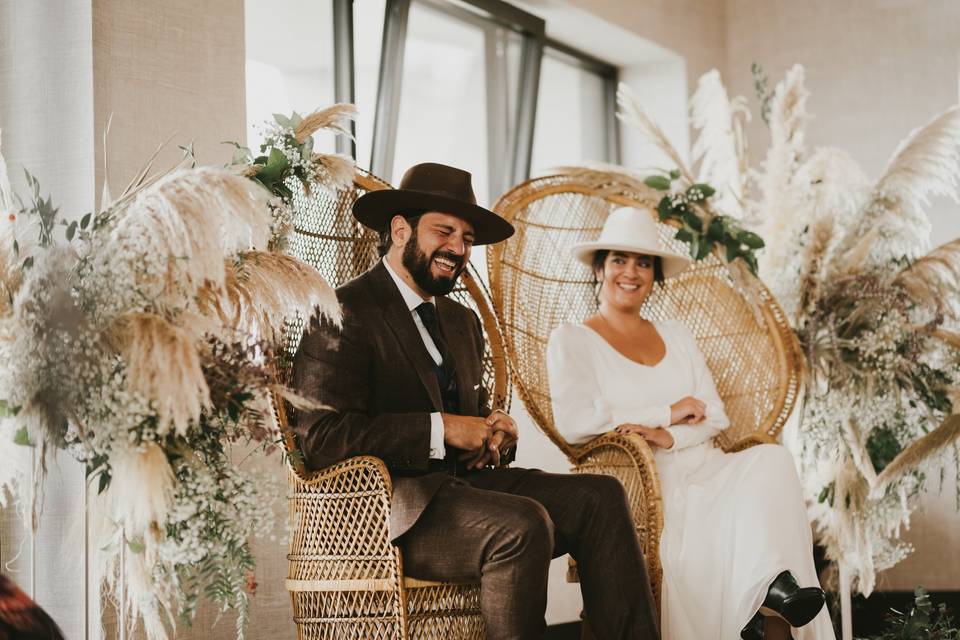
276, 170, 510, 639
489, 171, 803, 610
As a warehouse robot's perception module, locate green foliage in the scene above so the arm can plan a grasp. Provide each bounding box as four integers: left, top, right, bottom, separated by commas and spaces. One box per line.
857, 587, 960, 639
228, 110, 317, 206
648, 171, 764, 275
86, 451, 112, 494
818, 481, 835, 506
644, 175, 672, 191
752, 62, 773, 126
13, 426, 32, 447
866, 426, 902, 472
0, 400, 19, 418
17, 170, 61, 250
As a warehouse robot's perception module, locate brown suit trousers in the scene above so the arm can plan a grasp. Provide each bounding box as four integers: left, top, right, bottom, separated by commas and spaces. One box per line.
292, 261, 659, 639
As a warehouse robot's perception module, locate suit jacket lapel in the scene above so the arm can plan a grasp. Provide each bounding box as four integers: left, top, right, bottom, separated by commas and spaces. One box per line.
437, 299, 477, 416
369, 262, 443, 412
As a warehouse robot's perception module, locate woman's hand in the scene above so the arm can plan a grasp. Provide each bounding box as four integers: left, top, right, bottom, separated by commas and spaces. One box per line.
670, 396, 706, 425
615, 424, 675, 449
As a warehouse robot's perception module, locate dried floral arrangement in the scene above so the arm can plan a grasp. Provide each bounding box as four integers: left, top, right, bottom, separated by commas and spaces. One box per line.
615, 67, 960, 599
0, 105, 356, 639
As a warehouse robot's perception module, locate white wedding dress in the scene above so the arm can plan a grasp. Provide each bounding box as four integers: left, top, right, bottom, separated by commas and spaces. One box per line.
547, 321, 835, 640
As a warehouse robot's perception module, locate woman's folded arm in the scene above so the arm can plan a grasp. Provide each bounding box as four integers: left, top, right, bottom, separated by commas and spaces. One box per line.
663, 323, 730, 450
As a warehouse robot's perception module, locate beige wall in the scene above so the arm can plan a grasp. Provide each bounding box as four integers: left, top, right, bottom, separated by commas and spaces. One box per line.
722, 0, 960, 592
92, 0, 246, 201
566, 0, 727, 89
724, 0, 960, 242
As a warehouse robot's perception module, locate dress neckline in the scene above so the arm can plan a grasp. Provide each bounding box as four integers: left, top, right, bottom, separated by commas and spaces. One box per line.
578, 321, 669, 368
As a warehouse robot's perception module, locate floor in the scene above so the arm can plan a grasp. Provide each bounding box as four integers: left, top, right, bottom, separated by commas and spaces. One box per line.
544, 590, 960, 638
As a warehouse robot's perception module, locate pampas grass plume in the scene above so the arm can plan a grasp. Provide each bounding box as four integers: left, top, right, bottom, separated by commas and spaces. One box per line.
836, 106, 960, 263
870, 414, 960, 499
757, 64, 810, 275
106, 442, 175, 537
315, 153, 356, 193
107, 167, 272, 304
197, 251, 340, 339
689, 69, 749, 216
617, 82, 693, 181
895, 238, 960, 319
110, 313, 210, 437
294, 103, 358, 143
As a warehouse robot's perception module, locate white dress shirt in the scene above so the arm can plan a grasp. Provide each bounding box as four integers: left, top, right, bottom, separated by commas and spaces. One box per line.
383, 259, 447, 460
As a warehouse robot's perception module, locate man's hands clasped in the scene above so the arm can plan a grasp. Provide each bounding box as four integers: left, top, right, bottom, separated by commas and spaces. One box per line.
442, 410, 519, 470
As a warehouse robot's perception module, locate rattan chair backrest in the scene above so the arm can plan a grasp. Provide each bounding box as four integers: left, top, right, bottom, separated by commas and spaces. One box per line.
489, 172, 802, 458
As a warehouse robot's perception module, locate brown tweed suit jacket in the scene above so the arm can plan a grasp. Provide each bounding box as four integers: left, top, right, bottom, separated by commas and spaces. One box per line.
291, 260, 512, 539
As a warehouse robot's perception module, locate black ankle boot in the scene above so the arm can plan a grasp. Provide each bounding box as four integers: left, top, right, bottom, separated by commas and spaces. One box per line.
740, 612, 764, 640
759, 570, 826, 628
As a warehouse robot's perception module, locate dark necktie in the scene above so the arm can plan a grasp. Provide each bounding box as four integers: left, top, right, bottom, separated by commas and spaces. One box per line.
415, 301, 459, 413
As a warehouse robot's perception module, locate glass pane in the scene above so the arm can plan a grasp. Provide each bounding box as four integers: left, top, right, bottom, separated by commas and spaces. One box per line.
354, 0, 385, 170
392, 1, 489, 204
531, 52, 609, 173
245, 0, 335, 154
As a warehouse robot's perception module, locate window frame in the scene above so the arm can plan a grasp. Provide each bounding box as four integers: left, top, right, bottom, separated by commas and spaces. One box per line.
331, 0, 619, 183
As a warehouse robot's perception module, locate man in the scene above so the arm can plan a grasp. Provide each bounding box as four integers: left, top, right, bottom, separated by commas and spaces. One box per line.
292, 162, 659, 639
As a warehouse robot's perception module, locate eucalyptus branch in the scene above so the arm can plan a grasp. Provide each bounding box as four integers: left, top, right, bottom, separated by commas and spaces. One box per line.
643, 170, 765, 275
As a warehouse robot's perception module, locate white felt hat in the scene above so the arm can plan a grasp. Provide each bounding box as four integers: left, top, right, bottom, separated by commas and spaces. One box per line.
571, 206, 693, 279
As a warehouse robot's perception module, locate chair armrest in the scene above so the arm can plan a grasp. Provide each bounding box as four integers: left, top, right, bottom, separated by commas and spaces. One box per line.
569, 431, 663, 531
566, 431, 664, 609
287, 455, 401, 584
721, 432, 778, 453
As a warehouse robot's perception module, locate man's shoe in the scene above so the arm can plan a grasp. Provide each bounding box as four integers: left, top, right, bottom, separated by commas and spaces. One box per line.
740, 612, 764, 640
758, 570, 825, 628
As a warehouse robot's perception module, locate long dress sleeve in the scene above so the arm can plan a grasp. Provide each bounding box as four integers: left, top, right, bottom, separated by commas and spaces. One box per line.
663, 322, 730, 450
547, 324, 672, 445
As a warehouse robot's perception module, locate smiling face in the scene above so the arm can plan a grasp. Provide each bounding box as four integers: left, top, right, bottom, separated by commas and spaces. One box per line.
392, 211, 474, 296
596, 250, 657, 312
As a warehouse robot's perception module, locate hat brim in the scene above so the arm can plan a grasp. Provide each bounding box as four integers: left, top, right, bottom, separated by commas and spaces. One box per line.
352, 189, 515, 245
571, 241, 693, 279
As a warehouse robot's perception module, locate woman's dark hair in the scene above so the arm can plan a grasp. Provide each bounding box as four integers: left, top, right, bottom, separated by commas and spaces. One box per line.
591, 250, 664, 285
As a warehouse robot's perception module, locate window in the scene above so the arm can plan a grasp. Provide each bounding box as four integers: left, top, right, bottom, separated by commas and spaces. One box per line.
392, 2, 492, 201
369, 0, 542, 207
531, 42, 618, 174
244, 1, 336, 154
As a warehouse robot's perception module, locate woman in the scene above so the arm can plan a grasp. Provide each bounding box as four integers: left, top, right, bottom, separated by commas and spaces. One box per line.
546, 207, 835, 640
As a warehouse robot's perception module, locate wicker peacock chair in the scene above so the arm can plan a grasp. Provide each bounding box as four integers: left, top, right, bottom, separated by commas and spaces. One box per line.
488, 170, 803, 609
276, 169, 510, 639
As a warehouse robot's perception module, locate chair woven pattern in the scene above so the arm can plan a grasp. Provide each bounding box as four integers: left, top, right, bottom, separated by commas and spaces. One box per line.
287, 456, 405, 638
282, 170, 387, 360
405, 582, 484, 638
489, 173, 803, 606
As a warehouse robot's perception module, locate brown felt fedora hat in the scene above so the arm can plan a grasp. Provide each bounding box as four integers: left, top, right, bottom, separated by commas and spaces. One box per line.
352, 162, 515, 245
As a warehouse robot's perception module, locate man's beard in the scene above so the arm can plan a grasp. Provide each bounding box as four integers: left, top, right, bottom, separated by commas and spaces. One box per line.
401, 231, 466, 296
